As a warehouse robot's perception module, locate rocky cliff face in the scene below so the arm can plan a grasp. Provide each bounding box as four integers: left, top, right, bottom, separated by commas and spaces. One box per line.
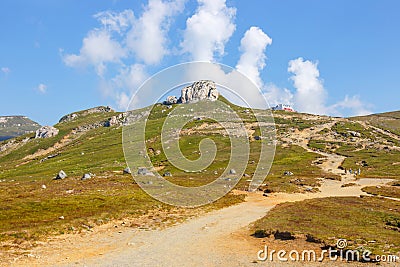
164, 80, 219, 105
0, 116, 41, 141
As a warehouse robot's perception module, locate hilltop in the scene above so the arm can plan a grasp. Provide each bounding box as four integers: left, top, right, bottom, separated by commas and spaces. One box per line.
0, 116, 40, 141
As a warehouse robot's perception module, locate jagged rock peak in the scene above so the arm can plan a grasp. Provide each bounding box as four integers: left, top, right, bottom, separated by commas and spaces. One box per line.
164, 80, 219, 105
180, 80, 219, 104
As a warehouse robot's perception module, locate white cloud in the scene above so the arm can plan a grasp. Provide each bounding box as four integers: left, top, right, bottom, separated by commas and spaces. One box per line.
63, 29, 126, 76
288, 57, 373, 116
116, 92, 131, 110
63, 1, 185, 110
263, 83, 294, 107
37, 83, 47, 94
181, 0, 236, 61
1, 67, 10, 75
112, 64, 148, 109
94, 10, 135, 34
288, 57, 327, 114
328, 95, 373, 117
236, 27, 272, 88
126, 0, 185, 65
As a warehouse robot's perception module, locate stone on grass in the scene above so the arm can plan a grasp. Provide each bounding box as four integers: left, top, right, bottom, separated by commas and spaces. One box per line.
81, 173, 92, 180
55, 170, 67, 180
123, 167, 132, 174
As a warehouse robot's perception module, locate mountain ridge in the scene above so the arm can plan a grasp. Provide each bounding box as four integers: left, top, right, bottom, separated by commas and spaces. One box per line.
0, 115, 41, 141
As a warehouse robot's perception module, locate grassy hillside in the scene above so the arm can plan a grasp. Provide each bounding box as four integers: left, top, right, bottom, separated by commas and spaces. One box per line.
0, 101, 399, 252
352, 110, 400, 136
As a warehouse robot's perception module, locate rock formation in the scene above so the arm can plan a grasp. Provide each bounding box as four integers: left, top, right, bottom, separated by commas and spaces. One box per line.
35, 126, 59, 139
180, 80, 219, 103
163, 80, 219, 105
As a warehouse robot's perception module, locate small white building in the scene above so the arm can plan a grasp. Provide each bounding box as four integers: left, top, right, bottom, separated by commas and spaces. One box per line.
272, 104, 295, 112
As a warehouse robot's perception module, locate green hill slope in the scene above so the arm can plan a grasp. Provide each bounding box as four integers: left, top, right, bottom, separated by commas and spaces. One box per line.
0, 101, 399, 248
352, 110, 400, 136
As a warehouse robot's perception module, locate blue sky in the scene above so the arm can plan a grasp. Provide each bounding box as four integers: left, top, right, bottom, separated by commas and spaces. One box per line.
0, 0, 399, 125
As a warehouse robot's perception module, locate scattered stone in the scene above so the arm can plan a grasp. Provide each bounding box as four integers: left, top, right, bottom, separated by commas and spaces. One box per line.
59, 216, 64, 220
163, 171, 172, 177
284, 171, 294, 176
138, 167, 155, 176
123, 167, 132, 174
66, 189, 74, 194
254, 135, 262, 140
41, 184, 46, 189
40, 153, 59, 163
35, 126, 59, 139
81, 173, 92, 180
54, 170, 67, 180
347, 131, 361, 138
229, 169, 236, 175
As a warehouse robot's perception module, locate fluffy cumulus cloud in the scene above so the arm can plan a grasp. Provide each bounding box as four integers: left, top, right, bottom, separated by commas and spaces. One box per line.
63, 29, 126, 76
263, 84, 294, 107
63, 0, 185, 109
181, 0, 236, 61
287, 57, 372, 116
236, 27, 272, 88
126, 0, 185, 65
37, 83, 47, 94
329, 95, 373, 117
288, 57, 327, 114
62, 0, 371, 116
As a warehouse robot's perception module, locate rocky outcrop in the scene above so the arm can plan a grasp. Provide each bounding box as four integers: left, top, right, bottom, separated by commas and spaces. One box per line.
163, 80, 219, 105
164, 96, 178, 105
59, 113, 78, 123
104, 113, 125, 127
35, 126, 59, 139
180, 80, 219, 103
